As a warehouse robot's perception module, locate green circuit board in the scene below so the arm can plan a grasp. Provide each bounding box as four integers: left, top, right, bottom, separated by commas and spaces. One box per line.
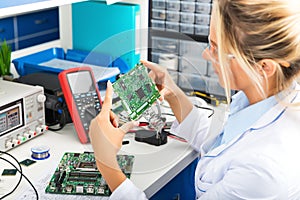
112, 63, 160, 120
45, 152, 134, 196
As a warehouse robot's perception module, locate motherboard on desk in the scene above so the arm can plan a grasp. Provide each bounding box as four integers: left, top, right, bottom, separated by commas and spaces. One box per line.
45, 152, 134, 196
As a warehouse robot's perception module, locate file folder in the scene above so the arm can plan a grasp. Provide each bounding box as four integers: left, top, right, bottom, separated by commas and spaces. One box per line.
72, 1, 141, 73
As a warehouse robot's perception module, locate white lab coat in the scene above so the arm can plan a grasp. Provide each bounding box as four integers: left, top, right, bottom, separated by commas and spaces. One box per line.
110, 84, 300, 200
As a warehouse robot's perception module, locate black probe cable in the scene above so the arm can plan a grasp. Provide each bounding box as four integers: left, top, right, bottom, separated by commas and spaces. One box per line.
161, 105, 214, 118
47, 104, 68, 131
0, 151, 22, 200
0, 151, 38, 200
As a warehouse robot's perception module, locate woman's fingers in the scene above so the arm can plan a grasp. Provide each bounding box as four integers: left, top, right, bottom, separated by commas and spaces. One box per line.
141, 60, 160, 72
101, 81, 113, 114
110, 110, 119, 128
119, 121, 139, 134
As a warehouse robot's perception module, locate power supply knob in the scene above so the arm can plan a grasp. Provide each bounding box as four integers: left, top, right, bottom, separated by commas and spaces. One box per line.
12, 139, 20, 145
29, 130, 36, 136
24, 133, 31, 139
37, 94, 46, 103
5, 141, 13, 148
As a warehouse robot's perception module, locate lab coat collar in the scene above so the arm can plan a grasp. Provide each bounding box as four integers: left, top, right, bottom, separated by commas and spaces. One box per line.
201, 82, 299, 158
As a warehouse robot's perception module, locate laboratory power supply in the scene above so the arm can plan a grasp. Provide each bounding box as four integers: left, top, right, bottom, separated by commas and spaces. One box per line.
0, 80, 47, 151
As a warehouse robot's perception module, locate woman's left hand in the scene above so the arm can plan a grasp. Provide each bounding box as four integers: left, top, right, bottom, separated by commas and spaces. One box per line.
89, 81, 139, 170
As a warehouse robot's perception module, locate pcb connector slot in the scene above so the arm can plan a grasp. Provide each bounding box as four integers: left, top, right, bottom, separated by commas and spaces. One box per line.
69, 171, 99, 178
68, 177, 97, 183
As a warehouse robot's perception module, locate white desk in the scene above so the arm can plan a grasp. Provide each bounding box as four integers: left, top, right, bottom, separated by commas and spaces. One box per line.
0, 123, 198, 199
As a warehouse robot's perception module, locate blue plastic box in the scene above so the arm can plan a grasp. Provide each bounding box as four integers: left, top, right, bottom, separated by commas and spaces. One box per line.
12, 48, 127, 82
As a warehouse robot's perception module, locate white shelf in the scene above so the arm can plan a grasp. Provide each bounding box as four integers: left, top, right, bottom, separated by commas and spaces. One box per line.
0, 0, 87, 18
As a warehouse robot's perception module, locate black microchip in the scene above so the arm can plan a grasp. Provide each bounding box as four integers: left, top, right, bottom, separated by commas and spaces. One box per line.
119, 80, 126, 90
20, 159, 36, 167
127, 94, 132, 101
136, 88, 145, 99
2, 169, 17, 176
145, 83, 152, 93
74, 153, 80, 157
139, 74, 144, 80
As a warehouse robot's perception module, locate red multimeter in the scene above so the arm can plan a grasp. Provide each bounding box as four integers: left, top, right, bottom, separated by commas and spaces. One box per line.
58, 67, 102, 144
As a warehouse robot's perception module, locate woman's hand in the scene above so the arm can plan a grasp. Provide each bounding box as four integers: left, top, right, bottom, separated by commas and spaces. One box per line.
89, 81, 138, 170
141, 60, 180, 102
88, 81, 139, 192
141, 60, 193, 123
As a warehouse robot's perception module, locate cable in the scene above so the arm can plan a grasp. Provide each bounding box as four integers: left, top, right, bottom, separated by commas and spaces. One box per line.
47, 105, 68, 131
189, 91, 228, 106
0, 157, 22, 200
194, 104, 214, 118
0, 151, 39, 200
161, 105, 214, 118
162, 112, 175, 116
0, 151, 22, 199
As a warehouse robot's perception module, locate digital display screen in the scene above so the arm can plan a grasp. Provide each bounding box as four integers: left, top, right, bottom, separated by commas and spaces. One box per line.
0, 104, 22, 136
67, 71, 95, 94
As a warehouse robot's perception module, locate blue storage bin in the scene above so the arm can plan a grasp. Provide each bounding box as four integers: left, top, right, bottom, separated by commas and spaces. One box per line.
66, 49, 113, 67
12, 48, 122, 82
13, 48, 65, 76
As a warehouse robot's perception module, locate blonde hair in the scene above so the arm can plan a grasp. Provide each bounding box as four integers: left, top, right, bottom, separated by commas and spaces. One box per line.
214, 0, 300, 104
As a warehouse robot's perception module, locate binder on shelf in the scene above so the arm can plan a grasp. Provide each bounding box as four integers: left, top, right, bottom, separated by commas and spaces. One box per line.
72, 1, 141, 73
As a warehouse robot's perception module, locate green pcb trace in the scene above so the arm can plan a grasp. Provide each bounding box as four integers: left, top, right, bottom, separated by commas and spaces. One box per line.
112, 63, 161, 120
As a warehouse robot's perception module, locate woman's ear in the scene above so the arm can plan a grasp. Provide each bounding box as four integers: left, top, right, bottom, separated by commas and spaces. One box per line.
258, 59, 278, 78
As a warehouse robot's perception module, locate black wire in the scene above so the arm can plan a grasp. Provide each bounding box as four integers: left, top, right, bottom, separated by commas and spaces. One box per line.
0, 151, 39, 200
161, 112, 175, 116
47, 107, 67, 131
194, 105, 215, 118
161, 105, 214, 118
0, 151, 22, 199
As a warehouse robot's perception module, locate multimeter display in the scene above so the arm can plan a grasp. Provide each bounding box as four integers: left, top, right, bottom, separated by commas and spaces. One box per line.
59, 67, 102, 144
67, 71, 95, 94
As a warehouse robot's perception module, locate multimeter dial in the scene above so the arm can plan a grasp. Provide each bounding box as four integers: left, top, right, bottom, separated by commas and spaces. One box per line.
74, 92, 100, 131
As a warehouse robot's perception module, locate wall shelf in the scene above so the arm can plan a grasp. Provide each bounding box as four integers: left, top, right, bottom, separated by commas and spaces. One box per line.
0, 0, 87, 18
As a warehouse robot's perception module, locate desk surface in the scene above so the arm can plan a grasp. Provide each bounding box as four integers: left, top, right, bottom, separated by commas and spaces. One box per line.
0, 124, 198, 199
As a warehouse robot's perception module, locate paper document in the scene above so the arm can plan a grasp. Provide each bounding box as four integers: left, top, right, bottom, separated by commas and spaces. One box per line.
18, 171, 109, 200
40, 58, 120, 82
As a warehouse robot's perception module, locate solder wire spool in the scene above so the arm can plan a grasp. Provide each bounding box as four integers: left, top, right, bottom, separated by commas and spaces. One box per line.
31, 146, 50, 160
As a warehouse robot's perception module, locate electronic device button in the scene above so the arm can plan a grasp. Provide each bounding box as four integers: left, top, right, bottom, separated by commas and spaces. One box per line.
41, 125, 48, 131
17, 135, 26, 142
28, 130, 37, 136
12, 139, 20, 145
5, 141, 13, 148
37, 94, 46, 103
24, 133, 32, 139
36, 125, 48, 134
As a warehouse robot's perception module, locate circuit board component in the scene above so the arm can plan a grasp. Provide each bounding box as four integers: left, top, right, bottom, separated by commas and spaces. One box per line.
112, 63, 161, 120
45, 152, 134, 196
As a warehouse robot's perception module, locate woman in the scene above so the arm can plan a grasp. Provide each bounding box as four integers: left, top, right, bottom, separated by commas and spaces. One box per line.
89, 0, 300, 199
